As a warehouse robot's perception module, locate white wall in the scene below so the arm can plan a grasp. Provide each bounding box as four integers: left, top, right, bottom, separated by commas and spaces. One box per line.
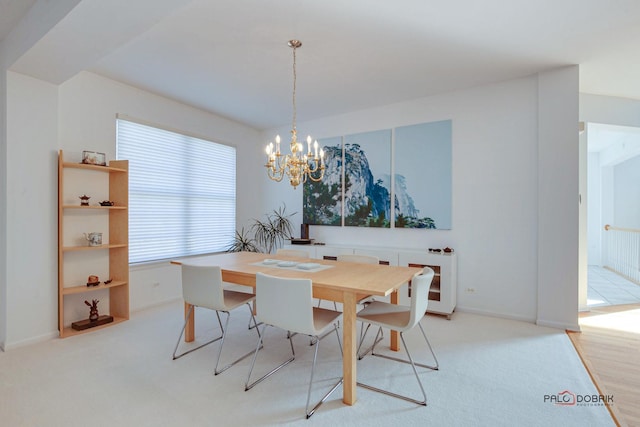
6, 73, 59, 348
580, 94, 640, 127
4, 64, 583, 347
261, 68, 579, 329
614, 155, 640, 228
1, 68, 7, 350
3, 71, 262, 349
0, 0, 85, 352
587, 152, 602, 265
537, 66, 579, 330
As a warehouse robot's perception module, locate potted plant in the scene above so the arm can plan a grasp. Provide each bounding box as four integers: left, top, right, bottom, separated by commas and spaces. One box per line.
227, 204, 296, 253
227, 227, 261, 253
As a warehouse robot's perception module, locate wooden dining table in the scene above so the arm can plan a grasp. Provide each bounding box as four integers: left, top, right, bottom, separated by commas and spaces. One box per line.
171, 251, 422, 405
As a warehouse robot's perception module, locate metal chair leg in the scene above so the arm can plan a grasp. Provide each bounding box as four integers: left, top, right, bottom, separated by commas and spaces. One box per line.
214, 303, 263, 375
370, 324, 439, 370
317, 299, 338, 311
245, 324, 296, 391
247, 306, 263, 330
172, 305, 222, 360
356, 322, 438, 405
356, 323, 384, 360
306, 324, 344, 419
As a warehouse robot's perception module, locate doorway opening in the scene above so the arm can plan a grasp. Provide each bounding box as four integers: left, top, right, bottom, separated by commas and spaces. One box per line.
586, 123, 640, 308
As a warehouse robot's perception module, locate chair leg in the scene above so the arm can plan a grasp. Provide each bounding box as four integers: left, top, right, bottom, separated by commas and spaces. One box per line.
306, 324, 344, 419
214, 304, 263, 375
356, 322, 439, 406
316, 299, 338, 311
172, 305, 222, 360
356, 324, 384, 360
416, 322, 439, 370
369, 324, 439, 371
247, 305, 263, 330
245, 324, 296, 391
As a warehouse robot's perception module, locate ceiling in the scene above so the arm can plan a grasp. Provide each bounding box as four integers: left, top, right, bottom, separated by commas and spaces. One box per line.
4, 0, 640, 131
0, 0, 36, 41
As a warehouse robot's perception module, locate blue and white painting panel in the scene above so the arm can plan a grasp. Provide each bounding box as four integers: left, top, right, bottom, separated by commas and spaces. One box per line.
394, 120, 452, 229
303, 136, 343, 226
343, 129, 392, 227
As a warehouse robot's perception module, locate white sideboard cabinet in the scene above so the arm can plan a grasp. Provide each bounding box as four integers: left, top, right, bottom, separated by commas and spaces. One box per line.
397, 250, 456, 319
282, 243, 457, 318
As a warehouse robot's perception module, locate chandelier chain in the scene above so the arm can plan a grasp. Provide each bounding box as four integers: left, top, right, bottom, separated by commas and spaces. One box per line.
292, 45, 297, 131
264, 39, 325, 189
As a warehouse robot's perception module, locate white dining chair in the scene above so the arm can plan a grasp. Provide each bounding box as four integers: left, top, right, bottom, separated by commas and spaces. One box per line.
276, 248, 309, 258
173, 263, 260, 376
245, 272, 343, 419
356, 269, 439, 405
336, 253, 380, 340
336, 253, 380, 265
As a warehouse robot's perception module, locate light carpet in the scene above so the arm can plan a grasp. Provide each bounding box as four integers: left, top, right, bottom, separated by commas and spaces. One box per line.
0, 300, 614, 427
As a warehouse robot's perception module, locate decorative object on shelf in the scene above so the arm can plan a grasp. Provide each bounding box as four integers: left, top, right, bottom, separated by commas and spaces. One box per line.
81, 150, 106, 166
104, 278, 113, 285
79, 194, 91, 206
86, 275, 100, 287
264, 40, 325, 189
71, 300, 113, 331
83, 232, 103, 247
99, 200, 114, 206
443, 247, 454, 254
85, 299, 100, 322
428, 248, 442, 253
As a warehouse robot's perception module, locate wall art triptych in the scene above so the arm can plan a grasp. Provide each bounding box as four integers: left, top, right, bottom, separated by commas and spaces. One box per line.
303, 119, 452, 229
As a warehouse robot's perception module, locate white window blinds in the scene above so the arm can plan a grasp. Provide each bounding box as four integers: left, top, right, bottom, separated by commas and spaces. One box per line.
116, 118, 236, 264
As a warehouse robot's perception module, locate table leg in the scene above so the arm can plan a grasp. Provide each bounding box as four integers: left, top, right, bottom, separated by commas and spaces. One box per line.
184, 302, 194, 342
342, 292, 357, 405
390, 290, 399, 351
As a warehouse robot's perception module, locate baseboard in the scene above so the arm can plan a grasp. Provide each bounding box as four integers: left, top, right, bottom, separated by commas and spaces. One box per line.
455, 306, 535, 324
131, 296, 182, 313
2, 299, 181, 351
536, 318, 580, 332
2, 330, 58, 351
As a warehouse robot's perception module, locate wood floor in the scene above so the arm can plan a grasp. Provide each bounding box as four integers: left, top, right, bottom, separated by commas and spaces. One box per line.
567, 303, 640, 427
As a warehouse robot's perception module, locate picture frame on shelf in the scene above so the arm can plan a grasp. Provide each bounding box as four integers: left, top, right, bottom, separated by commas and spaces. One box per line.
82, 151, 106, 166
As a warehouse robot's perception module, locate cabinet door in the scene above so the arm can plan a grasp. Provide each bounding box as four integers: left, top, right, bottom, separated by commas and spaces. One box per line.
398, 251, 456, 316
315, 245, 353, 261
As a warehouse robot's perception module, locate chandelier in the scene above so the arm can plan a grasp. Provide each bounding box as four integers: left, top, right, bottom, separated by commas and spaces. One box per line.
265, 40, 325, 189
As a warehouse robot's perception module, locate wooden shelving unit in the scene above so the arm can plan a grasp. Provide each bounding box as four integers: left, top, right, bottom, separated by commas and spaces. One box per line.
58, 150, 129, 337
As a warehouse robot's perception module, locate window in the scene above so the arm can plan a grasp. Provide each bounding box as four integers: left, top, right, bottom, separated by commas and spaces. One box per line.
117, 117, 236, 264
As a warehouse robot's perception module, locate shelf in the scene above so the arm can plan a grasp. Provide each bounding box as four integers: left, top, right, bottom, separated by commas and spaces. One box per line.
62, 280, 128, 295
61, 316, 128, 338
63, 205, 127, 210
63, 243, 127, 252
59, 150, 129, 339
63, 162, 127, 173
